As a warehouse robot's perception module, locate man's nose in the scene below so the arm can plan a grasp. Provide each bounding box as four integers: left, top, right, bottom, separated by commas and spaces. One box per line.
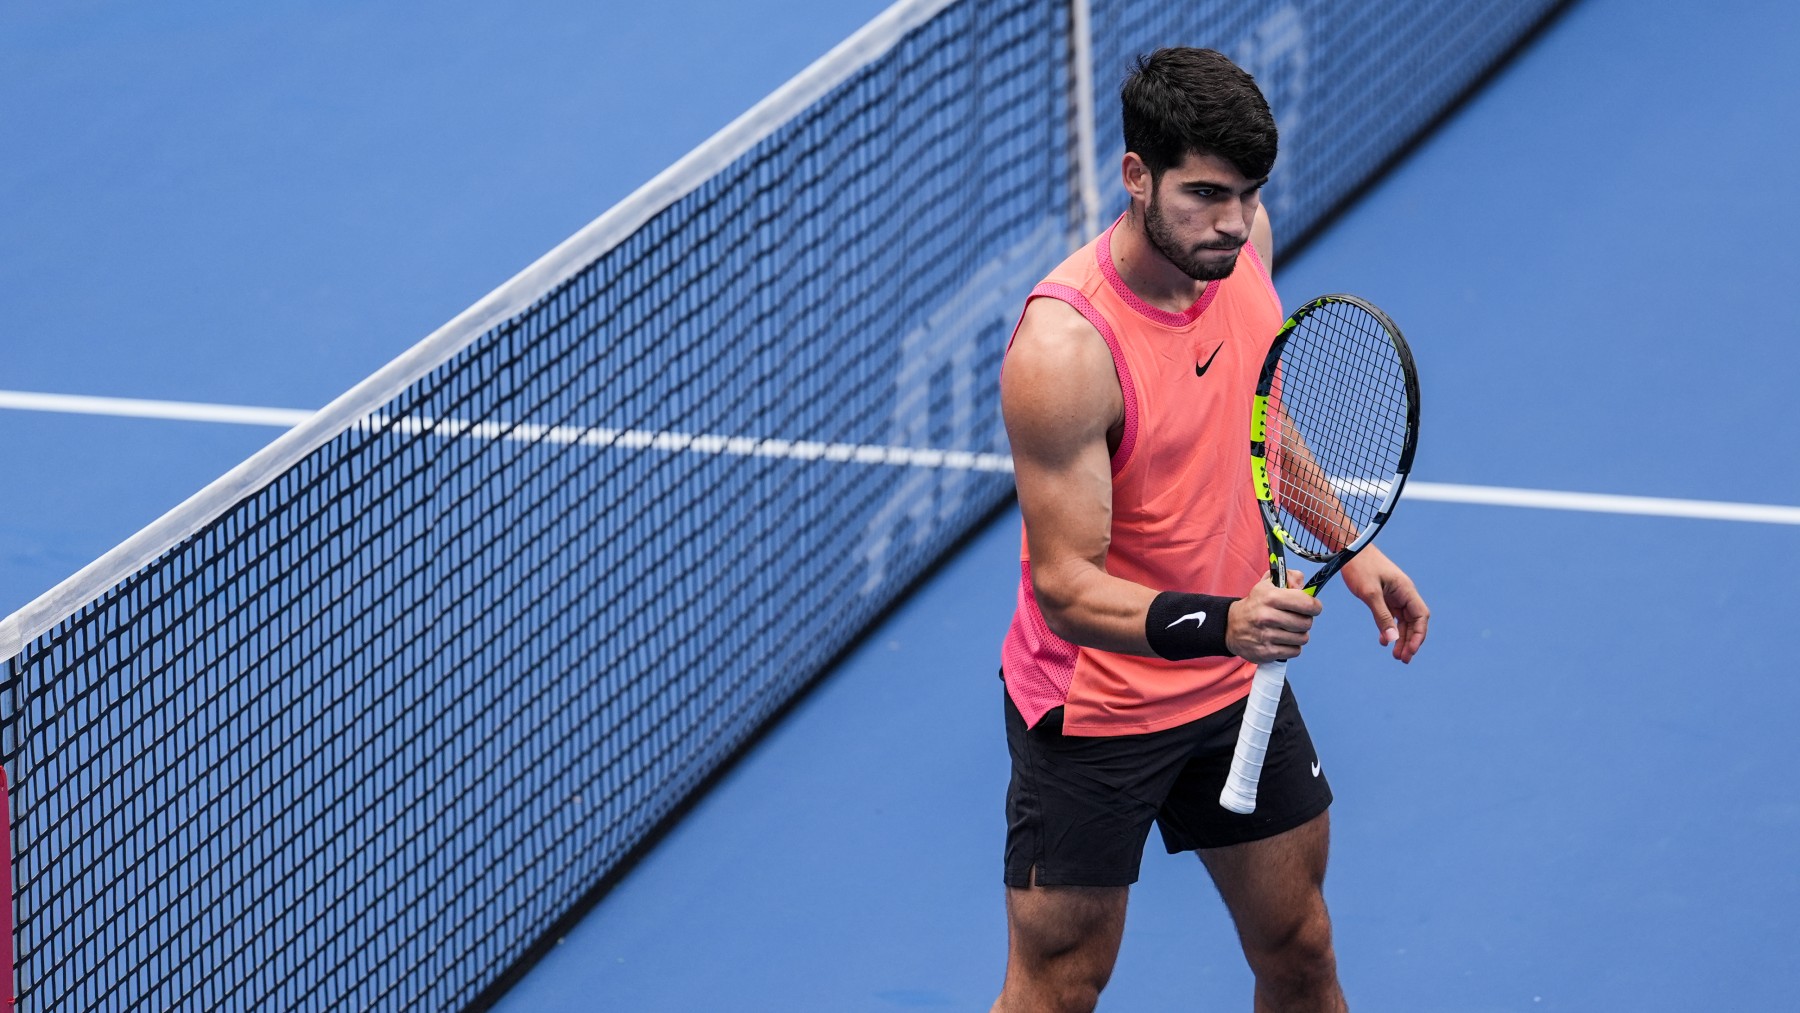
1213, 200, 1251, 242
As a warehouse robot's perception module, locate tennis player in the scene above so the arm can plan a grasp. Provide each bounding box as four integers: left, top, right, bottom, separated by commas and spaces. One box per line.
993, 48, 1429, 1012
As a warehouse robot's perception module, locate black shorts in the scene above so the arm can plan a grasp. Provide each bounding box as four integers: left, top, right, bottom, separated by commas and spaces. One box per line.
1002, 679, 1333, 888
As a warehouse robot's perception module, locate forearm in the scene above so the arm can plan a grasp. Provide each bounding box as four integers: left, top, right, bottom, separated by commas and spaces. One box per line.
1274, 412, 1353, 550
1283, 456, 1356, 550
1275, 429, 1356, 550
1033, 562, 1236, 660
1033, 563, 1158, 655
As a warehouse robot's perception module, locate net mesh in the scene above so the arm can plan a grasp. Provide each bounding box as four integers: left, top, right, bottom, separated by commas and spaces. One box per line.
1265, 299, 1416, 562
1, 0, 1562, 1009
1087, 0, 1563, 242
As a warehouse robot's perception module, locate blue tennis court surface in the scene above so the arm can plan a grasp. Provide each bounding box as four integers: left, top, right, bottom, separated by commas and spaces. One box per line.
5, 0, 1798, 1009
0, 0, 891, 619
492, 1, 1800, 1009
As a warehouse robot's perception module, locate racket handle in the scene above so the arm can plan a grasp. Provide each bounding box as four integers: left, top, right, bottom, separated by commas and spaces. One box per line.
1220, 660, 1288, 814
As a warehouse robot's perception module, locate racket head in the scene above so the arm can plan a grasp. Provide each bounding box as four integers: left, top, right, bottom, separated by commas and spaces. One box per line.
1250, 294, 1420, 586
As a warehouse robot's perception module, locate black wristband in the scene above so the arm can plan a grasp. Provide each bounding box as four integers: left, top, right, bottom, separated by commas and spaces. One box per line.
1145, 591, 1237, 660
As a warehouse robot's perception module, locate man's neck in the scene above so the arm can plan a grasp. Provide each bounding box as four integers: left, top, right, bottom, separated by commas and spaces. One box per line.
1108, 209, 1207, 313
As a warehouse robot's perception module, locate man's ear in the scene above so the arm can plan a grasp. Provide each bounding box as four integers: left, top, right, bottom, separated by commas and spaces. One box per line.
1121, 151, 1152, 206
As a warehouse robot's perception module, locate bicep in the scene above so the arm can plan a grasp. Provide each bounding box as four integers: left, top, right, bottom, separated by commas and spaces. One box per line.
1001, 299, 1163, 653
1001, 299, 1121, 585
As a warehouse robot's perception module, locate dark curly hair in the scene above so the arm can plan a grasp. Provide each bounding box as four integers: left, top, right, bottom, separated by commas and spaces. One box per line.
1121, 48, 1278, 182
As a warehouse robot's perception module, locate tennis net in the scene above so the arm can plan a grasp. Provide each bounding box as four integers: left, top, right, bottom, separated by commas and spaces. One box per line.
0, 0, 1564, 1009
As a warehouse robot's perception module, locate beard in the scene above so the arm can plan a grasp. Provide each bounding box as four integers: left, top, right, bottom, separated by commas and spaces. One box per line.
1144, 191, 1242, 282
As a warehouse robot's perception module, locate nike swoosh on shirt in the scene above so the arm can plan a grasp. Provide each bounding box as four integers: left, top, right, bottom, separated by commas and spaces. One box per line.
1195, 343, 1224, 377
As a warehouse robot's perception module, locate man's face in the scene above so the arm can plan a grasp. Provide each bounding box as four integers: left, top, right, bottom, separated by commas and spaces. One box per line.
1140, 150, 1266, 282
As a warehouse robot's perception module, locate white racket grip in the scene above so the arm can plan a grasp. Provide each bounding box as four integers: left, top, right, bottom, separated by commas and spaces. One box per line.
1220, 660, 1288, 813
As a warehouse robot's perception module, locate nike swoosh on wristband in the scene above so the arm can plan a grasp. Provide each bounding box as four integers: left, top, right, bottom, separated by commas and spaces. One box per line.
1194, 343, 1224, 377
1166, 611, 1207, 628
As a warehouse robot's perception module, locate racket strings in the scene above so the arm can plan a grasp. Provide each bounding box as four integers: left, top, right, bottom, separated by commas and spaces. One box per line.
1265, 301, 1413, 560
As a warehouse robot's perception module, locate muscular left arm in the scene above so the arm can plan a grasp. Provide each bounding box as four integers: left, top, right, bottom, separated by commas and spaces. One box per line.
1255, 207, 1431, 663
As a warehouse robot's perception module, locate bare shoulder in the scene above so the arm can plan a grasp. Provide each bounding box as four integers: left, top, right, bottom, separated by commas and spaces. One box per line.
1000, 297, 1122, 462
1005, 297, 1111, 377
1250, 204, 1274, 270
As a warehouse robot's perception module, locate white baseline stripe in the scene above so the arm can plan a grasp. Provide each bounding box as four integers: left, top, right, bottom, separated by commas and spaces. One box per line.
1404, 481, 1800, 526
368, 414, 1017, 472
0, 390, 1013, 471
0, 390, 313, 428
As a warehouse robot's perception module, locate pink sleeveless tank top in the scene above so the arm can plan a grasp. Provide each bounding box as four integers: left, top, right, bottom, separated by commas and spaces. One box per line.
1000, 216, 1285, 736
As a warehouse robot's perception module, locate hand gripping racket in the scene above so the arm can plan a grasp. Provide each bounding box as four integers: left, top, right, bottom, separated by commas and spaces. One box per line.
1219, 294, 1420, 814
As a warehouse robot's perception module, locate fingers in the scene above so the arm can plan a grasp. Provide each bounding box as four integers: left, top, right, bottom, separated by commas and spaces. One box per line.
1383, 589, 1430, 664
1394, 605, 1430, 663
1262, 571, 1321, 609
1367, 598, 1399, 648
1353, 550, 1432, 662
1240, 565, 1432, 667
1226, 575, 1324, 664
1346, 562, 1429, 663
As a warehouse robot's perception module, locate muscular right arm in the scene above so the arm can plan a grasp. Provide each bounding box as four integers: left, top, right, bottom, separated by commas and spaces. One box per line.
1001, 298, 1319, 663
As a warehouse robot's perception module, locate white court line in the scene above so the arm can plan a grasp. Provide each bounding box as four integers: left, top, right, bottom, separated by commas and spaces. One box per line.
0, 389, 1015, 472
370, 415, 1017, 472
5, 389, 1798, 523
0, 390, 314, 428
1403, 481, 1800, 525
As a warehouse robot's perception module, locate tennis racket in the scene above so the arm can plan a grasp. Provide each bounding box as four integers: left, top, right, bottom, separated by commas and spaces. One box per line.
1219, 294, 1420, 814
